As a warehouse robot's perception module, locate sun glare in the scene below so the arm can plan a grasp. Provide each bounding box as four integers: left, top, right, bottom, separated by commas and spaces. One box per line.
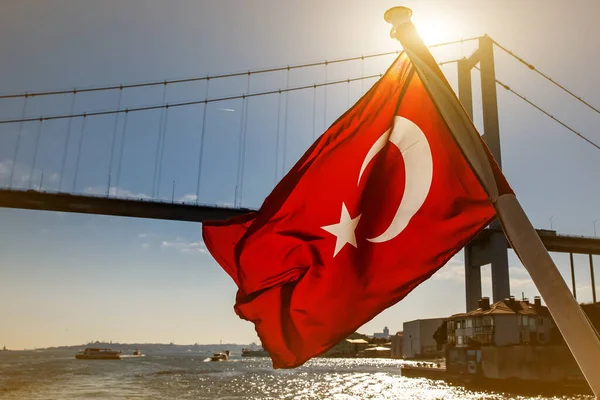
413, 18, 455, 46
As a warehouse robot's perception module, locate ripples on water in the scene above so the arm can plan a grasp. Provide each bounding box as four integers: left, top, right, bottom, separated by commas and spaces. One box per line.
0, 351, 592, 399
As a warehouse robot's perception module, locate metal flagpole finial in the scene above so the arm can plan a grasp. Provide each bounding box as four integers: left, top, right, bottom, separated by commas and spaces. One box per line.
384, 6, 413, 39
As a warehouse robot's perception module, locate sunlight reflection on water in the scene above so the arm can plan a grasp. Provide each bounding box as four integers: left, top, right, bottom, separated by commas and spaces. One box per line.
0, 352, 592, 399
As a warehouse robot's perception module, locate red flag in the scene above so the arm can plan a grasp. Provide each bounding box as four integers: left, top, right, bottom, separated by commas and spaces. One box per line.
202, 53, 511, 368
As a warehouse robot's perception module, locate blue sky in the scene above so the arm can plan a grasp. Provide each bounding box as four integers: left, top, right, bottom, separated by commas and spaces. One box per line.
0, 0, 599, 349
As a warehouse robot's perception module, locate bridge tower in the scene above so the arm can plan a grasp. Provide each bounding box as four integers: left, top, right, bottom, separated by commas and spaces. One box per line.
457, 36, 510, 311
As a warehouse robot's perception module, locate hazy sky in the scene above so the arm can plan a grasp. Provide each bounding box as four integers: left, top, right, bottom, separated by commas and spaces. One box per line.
0, 0, 599, 349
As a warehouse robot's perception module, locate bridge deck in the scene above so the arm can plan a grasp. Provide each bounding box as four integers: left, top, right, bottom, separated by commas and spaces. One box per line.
472, 228, 600, 256
0, 189, 251, 222
1, 189, 599, 256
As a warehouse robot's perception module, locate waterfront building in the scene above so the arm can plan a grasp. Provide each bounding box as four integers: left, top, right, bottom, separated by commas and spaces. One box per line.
323, 332, 370, 357
335, 338, 370, 357
447, 296, 554, 347
445, 296, 581, 383
403, 318, 446, 359
390, 331, 403, 359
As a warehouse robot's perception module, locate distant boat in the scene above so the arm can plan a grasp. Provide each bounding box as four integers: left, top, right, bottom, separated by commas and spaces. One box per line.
209, 350, 230, 361
75, 348, 122, 360
241, 348, 269, 357
120, 349, 145, 359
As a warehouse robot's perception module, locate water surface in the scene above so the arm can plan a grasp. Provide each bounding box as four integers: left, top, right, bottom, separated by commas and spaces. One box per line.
0, 351, 591, 399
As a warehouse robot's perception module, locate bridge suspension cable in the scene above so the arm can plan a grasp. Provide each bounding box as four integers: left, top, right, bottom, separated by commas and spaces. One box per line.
0, 74, 384, 125
0, 37, 480, 100
492, 39, 600, 115
0, 59, 465, 126
481, 66, 600, 152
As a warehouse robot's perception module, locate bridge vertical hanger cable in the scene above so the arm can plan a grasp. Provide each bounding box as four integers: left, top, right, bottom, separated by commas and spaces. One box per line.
72, 115, 87, 192
59, 92, 77, 192
347, 77, 351, 109
29, 120, 44, 190
323, 61, 328, 130
274, 85, 282, 185
235, 74, 250, 207
361, 55, 365, 95
115, 110, 129, 197
152, 84, 168, 199
107, 88, 123, 196
281, 67, 290, 177
9, 96, 28, 189
156, 101, 170, 201
238, 72, 251, 206
196, 77, 210, 205
312, 84, 317, 141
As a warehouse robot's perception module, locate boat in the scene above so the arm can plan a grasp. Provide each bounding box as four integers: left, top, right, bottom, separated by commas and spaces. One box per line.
400, 363, 446, 379
209, 350, 230, 361
241, 348, 269, 357
75, 348, 122, 360
120, 349, 145, 359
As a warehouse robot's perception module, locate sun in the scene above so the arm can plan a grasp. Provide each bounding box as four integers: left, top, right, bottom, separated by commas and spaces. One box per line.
413, 16, 456, 46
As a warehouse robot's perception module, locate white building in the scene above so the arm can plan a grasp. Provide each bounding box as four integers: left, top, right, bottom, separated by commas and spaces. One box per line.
373, 326, 390, 339
402, 318, 446, 358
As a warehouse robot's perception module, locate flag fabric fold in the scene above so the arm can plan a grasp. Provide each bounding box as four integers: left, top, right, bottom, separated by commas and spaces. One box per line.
202, 52, 511, 368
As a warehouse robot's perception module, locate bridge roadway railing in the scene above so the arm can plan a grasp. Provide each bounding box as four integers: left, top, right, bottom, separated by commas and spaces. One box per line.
469, 228, 600, 263
0, 188, 252, 222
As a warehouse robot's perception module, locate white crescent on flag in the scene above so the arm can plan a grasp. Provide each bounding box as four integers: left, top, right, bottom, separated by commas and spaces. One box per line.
358, 116, 433, 243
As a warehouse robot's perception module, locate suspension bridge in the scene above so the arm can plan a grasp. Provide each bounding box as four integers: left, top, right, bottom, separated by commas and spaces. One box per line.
0, 35, 599, 310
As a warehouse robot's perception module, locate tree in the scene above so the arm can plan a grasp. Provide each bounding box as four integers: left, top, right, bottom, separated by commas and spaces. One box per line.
433, 321, 447, 349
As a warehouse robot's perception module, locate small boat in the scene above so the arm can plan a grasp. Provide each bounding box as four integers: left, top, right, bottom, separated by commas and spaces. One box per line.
75, 348, 121, 360
120, 349, 145, 359
241, 348, 269, 357
209, 350, 230, 361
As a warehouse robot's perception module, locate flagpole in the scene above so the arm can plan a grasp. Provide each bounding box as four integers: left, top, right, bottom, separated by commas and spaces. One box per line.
384, 6, 600, 397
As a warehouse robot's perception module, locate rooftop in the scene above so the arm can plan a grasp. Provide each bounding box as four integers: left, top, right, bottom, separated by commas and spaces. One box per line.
404, 317, 447, 324
363, 346, 390, 352
450, 297, 550, 319
345, 339, 369, 344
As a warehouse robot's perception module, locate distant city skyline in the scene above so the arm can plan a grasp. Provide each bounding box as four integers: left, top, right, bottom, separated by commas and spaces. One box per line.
0, 0, 599, 349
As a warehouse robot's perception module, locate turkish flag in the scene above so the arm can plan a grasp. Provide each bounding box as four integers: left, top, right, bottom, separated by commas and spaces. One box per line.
203, 53, 511, 368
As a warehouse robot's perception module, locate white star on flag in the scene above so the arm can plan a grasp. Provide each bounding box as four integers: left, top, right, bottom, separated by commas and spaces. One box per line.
321, 202, 361, 257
